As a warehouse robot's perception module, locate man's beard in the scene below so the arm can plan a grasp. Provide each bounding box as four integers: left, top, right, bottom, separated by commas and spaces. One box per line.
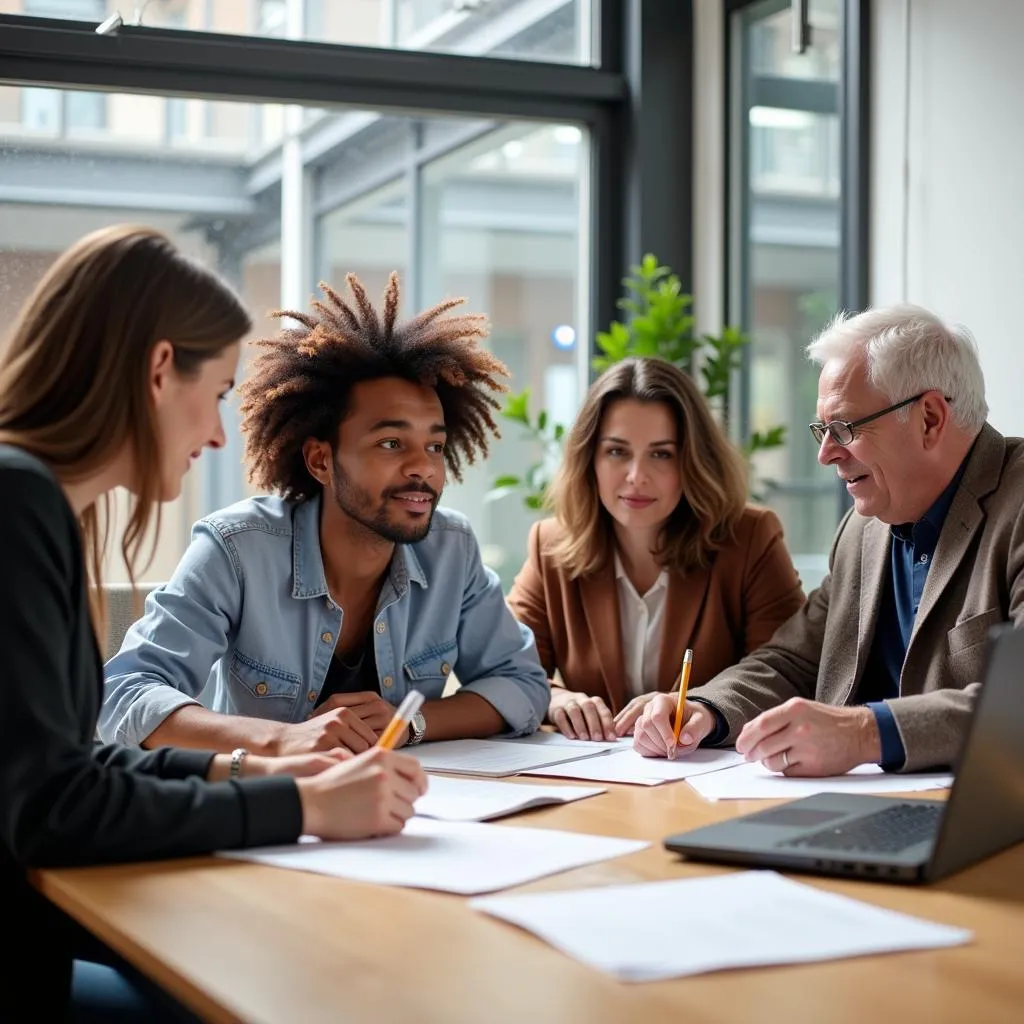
330, 459, 439, 544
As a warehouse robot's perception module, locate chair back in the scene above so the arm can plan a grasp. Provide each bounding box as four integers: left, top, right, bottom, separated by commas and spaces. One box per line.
103, 582, 160, 661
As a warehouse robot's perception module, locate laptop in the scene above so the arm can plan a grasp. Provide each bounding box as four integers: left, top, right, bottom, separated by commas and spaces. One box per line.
663, 623, 1024, 884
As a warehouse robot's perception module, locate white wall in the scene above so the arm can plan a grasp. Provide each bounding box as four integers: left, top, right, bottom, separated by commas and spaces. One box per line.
871, 0, 1024, 436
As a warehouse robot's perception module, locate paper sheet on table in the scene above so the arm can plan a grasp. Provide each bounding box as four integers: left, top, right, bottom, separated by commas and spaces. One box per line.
405, 738, 612, 777
217, 818, 648, 895
471, 870, 971, 981
414, 775, 606, 821
522, 747, 745, 785
492, 731, 625, 752
686, 760, 954, 801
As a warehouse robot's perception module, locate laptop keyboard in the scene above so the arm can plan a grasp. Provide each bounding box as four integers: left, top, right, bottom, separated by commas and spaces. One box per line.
779, 802, 942, 854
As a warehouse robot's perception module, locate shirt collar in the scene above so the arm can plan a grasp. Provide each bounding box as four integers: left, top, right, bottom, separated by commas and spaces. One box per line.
613, 551, 669, 595
389, 540, 428, 592
891, 456, 969, 543
291, 493, 429, 600
292, 495, 329, 599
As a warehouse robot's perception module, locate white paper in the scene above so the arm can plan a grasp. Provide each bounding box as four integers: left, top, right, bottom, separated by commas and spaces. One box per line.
405, 738, 612, 777
413, 775, 606, 821
218, 818, 649, 895
492, 731, 625, 752
686, 760, 954, 801
471, 870, 971, 981
522, 747, 745, 786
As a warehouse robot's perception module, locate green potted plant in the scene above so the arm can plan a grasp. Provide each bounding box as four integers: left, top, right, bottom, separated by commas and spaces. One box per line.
489, 254, 785, 509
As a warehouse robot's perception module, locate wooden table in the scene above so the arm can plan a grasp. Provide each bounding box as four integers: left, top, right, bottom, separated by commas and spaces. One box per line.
32, 776, 1024, 1024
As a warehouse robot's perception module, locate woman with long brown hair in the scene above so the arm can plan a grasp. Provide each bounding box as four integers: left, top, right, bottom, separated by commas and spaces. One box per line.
0, 226, 426, 1021
508, 356, 805, 742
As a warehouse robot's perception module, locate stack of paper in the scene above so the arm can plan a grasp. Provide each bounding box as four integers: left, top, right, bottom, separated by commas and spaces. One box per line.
414, 775, 606, 821
218, 818, 649, 895
686, 760, 954, 801
523, 747, 745, 786
471, 870, 972, 980
405, 738, 612, 777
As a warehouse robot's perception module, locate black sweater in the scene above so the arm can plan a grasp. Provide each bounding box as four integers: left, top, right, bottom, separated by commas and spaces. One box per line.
0, 446, 302, 1017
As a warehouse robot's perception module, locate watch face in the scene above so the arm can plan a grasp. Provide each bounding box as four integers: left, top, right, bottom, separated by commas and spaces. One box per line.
411, 711, 426, 740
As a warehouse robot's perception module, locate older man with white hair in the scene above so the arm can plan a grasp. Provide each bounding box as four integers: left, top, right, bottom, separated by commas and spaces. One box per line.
634, 304, 1024, 775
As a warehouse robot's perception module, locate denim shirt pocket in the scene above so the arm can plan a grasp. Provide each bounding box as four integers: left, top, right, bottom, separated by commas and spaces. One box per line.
229, 651, 302, 717
403, 639, 458, 697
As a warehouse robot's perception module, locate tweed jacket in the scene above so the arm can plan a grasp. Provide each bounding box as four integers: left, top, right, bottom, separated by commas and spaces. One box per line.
694, 424, 1024, 771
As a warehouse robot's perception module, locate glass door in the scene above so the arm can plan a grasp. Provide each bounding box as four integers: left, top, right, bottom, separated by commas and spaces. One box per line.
730, 0, 846, 590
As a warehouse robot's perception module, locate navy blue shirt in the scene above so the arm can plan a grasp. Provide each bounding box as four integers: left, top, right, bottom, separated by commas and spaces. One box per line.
863, 463, 966, 769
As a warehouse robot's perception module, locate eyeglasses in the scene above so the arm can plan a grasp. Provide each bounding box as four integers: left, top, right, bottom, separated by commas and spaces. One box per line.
809, 392, 926, 447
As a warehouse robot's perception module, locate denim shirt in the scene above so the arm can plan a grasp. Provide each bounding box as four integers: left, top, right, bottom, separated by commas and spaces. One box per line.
100, 495, 549, 745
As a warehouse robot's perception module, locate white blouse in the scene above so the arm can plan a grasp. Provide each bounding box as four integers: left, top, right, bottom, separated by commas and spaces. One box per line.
613, 553, 670, 700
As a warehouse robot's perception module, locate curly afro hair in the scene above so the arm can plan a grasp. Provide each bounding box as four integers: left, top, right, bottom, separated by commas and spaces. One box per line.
238, 271, 510, 501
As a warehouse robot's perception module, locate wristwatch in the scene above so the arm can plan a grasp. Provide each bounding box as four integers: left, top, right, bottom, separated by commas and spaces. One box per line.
407, 710, 427, 746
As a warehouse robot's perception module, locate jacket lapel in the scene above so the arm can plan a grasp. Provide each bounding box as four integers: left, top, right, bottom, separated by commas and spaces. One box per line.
656, 566, 712, 691
852, 517, 891, 696
578, 562, 628, 712
909, 426, 1003, 646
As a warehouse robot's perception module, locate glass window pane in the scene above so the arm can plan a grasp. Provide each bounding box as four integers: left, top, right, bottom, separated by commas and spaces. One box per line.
321, 182, 408, 299
65, 90, 107, 133
10, 0, 594, 65
22, 0, 104, 17
731, 0, 843, 591
419, 123, 584, 589
750, 0, 840, 80
0, 86, 588, 587
20, 88, 61, 134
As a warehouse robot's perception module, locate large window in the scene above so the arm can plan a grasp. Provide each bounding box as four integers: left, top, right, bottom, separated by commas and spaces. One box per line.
418, 124, 583, 588
10, 0, 594, 64
729, 0, 864, 589
0, 2, 688, 592
0, 86, 585, 587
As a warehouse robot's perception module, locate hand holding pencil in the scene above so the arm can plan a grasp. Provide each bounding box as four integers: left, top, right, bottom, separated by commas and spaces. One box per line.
632, 648, 715, 760
669, 649, 693, 760
294, 696, 428, 841
377, 690, 426, 750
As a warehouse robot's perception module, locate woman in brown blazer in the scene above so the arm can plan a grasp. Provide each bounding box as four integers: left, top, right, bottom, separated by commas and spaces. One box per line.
507, 356, 805, 741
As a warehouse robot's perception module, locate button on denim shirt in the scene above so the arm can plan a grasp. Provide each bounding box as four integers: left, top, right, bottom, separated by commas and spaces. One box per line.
100, 495, 549, 746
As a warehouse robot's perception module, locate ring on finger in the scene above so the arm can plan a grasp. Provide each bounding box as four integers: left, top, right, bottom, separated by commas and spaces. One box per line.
781, 749, 790, 770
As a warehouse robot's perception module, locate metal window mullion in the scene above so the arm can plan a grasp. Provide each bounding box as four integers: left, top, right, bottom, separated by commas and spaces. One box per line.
0, 16, 625, 122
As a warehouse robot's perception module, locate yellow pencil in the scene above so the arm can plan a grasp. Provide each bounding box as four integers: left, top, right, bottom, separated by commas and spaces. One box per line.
671, 649, 694, 748
376, 690, 425, 751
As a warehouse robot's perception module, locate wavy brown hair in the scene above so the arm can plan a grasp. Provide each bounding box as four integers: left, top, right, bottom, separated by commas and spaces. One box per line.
0, 224, 251, 632
548, 357, 749, 578
238, 271, 509, 500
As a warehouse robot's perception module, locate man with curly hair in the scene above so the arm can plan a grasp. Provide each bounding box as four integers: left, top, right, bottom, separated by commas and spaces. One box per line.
100, 273, 549, 756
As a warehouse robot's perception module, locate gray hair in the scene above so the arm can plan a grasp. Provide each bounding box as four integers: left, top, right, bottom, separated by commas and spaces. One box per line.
806, 304, 988, 432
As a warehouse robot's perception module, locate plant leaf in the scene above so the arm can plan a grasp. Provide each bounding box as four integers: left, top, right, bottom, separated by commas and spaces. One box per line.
501, 389, 531, 427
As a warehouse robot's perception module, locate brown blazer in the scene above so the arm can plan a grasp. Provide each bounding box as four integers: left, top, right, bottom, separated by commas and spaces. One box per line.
695, 424, 1024, 772
506, 506, 806, 714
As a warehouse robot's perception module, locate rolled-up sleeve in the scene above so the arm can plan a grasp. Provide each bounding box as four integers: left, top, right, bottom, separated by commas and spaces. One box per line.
100, 521, 242, 746
453, 533, 550, 736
